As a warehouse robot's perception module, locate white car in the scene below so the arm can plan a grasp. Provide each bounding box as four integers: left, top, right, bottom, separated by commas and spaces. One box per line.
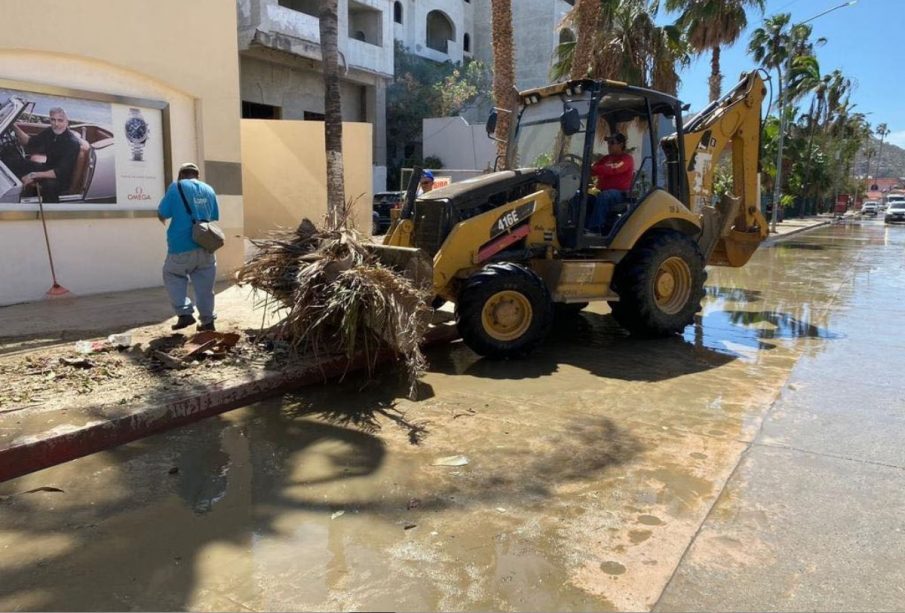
885, 199, 905, 224
861, 201, 879, 216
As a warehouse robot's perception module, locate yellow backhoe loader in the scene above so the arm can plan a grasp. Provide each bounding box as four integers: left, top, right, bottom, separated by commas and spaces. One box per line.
379, 71, 769, 358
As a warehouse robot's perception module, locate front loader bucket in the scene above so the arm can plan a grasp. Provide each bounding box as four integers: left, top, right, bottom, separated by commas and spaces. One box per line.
366, 244, 435, 293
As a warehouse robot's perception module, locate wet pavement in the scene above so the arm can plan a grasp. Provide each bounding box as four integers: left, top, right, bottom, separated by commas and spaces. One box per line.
1, 220, 903, 611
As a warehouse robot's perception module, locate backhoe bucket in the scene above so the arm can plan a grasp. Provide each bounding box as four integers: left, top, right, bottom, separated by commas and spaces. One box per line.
701, 194, 766, 267
366, 244, 434, 293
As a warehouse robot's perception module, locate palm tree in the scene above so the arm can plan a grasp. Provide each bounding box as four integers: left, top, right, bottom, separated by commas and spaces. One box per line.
875, 122, 890, 179
320, 0, 344, 227
554, 0, 690, 94
749, 13, 822, 229
490, 0, 515, 167
667, 0, 764, 102
570, 0, 601, 79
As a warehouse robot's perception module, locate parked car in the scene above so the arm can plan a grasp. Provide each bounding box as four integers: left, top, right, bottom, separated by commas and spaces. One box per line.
861, 201, 879, 216
884, 199, 905, 224
0, 95, 116, 204
372, 190, 405, 234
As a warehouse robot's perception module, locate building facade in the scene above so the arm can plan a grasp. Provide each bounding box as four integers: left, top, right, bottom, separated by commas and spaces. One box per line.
0, 0, 244, 306
237, 0, 394, 192
239, 0, 577, 189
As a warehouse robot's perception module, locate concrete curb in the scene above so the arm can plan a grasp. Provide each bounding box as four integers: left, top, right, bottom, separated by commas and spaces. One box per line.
0, 324, 460, 483
763, 220, 830, 245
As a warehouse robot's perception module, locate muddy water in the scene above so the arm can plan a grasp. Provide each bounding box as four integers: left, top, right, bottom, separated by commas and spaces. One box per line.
0, 222, 876, 611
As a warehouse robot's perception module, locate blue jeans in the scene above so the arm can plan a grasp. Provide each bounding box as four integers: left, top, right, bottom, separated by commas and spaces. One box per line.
162, 248, 217, 324
586, 189, 626, 231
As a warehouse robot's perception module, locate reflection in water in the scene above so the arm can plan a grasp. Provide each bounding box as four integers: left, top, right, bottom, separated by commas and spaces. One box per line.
684, 308, 842, 357
703, 286, 763, 303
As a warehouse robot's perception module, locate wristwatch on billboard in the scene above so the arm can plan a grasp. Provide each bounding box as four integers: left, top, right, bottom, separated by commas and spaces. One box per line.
124, 107, 149, 161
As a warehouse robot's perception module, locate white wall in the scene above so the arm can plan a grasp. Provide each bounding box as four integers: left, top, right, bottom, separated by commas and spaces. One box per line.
423, 116, 497, 171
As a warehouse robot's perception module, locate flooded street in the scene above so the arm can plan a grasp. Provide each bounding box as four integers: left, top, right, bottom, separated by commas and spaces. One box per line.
2, 221, 904, 611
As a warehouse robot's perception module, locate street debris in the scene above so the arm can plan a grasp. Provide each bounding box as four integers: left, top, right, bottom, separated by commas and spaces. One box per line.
237, 218, 431, 395
59, 357, 94, 369
107, 333, 132, 348
432, 455, 469, 467
74, 340, 110, 354
331, 510, 345, 520
0, 325, 294, 416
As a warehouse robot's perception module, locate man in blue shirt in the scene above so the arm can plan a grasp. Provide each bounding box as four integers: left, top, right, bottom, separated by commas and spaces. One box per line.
157, 162, 220, 331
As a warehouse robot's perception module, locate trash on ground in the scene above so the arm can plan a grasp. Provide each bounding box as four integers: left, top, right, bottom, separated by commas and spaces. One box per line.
153, 350, 186, 370
403, 523, 417, 530
59, 357, 94, 369
74, 340, 109, 354
331, 510, 345, 520
432, 455, 469, 467
107, 333, 132, 348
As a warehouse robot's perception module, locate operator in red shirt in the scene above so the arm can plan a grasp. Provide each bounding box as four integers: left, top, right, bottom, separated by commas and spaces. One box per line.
586, 132, 634, 232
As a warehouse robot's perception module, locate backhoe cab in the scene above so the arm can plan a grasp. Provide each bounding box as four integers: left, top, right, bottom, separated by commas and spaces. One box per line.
381, 72, 768, 358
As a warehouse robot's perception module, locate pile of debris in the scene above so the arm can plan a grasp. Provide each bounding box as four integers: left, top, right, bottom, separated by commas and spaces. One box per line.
238, 219, 431, 392
147, 331, 241, 369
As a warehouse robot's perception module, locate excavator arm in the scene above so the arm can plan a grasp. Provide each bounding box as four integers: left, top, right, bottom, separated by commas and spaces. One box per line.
677, 71, 769, 267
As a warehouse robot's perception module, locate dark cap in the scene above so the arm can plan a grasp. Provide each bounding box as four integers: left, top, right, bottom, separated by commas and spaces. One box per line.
179, 162, 200, 174
605, 132, 627, 145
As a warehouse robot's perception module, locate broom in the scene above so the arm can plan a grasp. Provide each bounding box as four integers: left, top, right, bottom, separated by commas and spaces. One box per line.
35, 183, 72, 298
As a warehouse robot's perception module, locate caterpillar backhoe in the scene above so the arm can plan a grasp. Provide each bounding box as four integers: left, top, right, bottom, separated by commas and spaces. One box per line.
379, 71, 769, 358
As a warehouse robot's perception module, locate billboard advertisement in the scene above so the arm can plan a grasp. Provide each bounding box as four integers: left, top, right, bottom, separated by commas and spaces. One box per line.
0, 84, 166, 211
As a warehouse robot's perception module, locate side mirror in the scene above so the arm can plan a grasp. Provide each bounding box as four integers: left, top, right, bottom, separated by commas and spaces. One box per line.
486, 110, 498, 138
561, 105, 581, 135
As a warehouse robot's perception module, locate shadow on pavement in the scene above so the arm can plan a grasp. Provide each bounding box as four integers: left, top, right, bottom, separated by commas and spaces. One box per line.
431, 311, 738, 382
0, 388, 642, 610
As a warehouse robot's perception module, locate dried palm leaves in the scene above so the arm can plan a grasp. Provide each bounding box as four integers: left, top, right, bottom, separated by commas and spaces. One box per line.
237, 219, 431, 394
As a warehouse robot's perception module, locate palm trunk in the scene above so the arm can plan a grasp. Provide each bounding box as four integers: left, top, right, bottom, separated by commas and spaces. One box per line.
875, 135, 885, 179
570, 0, 600, 80
320, 0, 345, 228
491, 0, 515, 167
708, 46, 722, 102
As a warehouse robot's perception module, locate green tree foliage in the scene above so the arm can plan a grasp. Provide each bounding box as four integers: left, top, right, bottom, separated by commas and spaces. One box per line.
386, 42, 490, 186
552, 0, 691, 95
666, 0, 765, 101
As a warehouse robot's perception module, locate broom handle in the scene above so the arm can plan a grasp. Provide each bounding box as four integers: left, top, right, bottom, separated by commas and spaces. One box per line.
35, 184, 60, 285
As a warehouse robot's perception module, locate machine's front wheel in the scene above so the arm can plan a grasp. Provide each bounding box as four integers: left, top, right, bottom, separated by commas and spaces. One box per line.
610, 231, 706, 336
456, 263, 553, 358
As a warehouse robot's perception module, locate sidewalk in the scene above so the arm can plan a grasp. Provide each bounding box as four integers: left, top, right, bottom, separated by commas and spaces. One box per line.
0, 282, 458, 483
0, 216, 828, 483
764, 215, 831, 244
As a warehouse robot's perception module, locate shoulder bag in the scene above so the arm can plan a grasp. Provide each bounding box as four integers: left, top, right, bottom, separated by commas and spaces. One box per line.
177, 180, 225, 253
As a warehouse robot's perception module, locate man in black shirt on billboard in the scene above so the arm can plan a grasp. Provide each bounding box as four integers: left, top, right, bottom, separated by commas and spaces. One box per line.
5, 106, 81, 202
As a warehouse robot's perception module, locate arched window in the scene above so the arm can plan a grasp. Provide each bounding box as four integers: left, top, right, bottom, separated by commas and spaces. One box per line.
426, 10, 455, 53
463, 33, 471, 53
393, 1, 403, 24
559, 28, 575, 45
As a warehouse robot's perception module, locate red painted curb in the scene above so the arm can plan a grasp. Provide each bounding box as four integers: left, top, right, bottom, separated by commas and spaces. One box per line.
0, 324, 459, 483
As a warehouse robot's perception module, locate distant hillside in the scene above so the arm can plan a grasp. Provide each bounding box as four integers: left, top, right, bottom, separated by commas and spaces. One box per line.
855, 137, 905, 179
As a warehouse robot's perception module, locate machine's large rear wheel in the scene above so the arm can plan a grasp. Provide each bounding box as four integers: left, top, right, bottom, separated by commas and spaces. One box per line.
457, 263, 553, 358
610, 231, 705, 336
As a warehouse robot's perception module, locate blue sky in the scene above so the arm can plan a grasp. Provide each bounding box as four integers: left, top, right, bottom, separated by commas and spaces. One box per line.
669, 0, 904, 147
